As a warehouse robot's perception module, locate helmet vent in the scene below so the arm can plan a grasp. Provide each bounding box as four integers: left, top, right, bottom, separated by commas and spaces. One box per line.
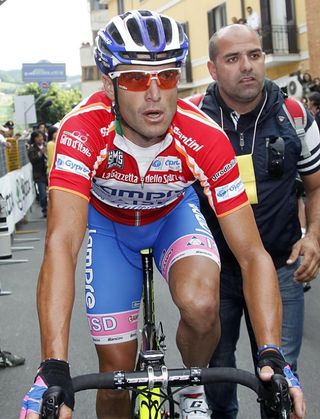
140, 10, 152, 17
108, 22, 124, 46
178, 25, 184, 43
146, 19, 160, 48
161, 17, 173, 44
127, 19, 143, 46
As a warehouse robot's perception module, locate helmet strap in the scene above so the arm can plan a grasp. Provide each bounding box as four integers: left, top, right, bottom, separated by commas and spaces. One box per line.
111, 78, 122, 121
111, 78, 136, 138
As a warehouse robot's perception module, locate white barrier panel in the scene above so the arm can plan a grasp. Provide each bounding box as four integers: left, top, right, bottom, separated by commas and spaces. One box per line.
0, 163, 35, 234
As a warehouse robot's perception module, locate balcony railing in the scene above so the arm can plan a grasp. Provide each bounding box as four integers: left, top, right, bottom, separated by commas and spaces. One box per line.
261, 24, 299, 55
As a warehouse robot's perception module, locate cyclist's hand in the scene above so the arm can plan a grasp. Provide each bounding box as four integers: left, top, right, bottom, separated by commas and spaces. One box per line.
257, 348, 306, 418
19, 359, 74, 418
287, 235, 320, 282
19, 405, 71, 419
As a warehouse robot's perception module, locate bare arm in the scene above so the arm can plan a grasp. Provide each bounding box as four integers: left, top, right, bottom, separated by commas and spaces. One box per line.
288, 171, 320, 281
218, 205, 282, 347
302, 171, 320, 241
37, 189, 88, 360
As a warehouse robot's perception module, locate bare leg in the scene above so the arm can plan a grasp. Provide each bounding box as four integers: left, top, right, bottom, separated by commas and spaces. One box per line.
95, 340, 137, 419
169, 256, 220, 367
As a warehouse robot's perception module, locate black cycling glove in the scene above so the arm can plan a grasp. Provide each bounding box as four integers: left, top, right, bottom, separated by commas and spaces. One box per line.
20, 358, 74, 417
257, 348, 301, 388
39, 359, 75, 409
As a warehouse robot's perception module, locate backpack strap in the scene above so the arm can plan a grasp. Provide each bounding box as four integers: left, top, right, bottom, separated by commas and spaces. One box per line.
187, 93, 205, 108
283, 97, 311, 158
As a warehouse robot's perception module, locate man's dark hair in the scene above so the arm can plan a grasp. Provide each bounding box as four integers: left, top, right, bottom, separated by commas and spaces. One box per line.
4, 120, 14, 129
37, 121, 47, 129
47, 125, 58, 142
308, 92, 320, 109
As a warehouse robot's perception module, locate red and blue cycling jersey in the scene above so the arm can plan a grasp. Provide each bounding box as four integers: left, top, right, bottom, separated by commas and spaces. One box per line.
49, 91, 249, 225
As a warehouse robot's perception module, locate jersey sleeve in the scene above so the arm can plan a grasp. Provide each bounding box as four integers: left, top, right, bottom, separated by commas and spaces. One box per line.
49, 115, 104, 200
198, 129, 249, 217
175, 101, 249, 217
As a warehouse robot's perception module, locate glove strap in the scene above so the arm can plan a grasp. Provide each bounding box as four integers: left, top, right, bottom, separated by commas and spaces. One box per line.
257, 344, 283, 356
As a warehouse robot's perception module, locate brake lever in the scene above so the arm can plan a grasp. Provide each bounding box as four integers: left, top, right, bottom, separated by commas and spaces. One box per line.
41, 386, 63, 419
272, 374, 292, 418
259, 373, 292, 418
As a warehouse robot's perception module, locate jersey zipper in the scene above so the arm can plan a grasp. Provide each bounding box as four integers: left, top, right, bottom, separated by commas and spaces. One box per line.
124, 138, 171, 227
135, 211, 141, 226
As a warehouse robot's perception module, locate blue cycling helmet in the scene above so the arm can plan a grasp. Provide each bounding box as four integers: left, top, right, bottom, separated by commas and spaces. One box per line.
94, 9, 189, 74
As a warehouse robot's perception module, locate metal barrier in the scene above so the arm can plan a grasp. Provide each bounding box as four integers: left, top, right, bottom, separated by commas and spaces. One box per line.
4, 137, 30, 173
0, 145, 6, 178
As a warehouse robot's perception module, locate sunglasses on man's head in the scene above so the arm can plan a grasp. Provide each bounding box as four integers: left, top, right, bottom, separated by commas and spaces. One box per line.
108, 68, 181, 92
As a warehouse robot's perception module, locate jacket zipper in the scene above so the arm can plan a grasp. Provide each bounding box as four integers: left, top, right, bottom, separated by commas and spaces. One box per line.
239, 132, 245, 150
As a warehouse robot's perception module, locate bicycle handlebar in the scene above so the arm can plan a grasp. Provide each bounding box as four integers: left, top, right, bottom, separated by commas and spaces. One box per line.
41, 367, 292, 418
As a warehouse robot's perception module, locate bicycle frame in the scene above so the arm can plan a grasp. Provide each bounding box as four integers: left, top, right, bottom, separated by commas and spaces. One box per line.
132, 248, 173, 419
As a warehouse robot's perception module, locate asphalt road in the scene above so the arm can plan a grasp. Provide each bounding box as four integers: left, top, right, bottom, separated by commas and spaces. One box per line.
0, 202, 319, 418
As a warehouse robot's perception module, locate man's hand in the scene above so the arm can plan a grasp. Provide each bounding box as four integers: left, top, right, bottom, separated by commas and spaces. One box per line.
20, 359, 74, 419
258, 348, 306, 419
287, 234, 320, 282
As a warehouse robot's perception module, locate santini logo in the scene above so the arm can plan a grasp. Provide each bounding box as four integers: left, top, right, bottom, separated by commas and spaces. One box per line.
173, 126, 204, 152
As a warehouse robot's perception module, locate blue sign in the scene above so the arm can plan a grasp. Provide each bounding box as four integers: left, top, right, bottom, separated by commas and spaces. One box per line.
22, 63, 66, 83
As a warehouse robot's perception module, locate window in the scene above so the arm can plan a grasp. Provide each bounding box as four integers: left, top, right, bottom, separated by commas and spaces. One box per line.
82, 66, 99, 82
90, 0, 108, 10
117, 0, 124, 14
208, 3, 227, 39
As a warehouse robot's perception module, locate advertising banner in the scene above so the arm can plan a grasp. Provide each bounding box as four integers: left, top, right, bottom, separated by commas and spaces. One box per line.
0, 163, 35, 234
22, 63, 66, 83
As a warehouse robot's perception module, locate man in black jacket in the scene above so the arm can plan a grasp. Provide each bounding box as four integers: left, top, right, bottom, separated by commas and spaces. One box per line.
194, 24, 320, 418
27, 130, 48, 217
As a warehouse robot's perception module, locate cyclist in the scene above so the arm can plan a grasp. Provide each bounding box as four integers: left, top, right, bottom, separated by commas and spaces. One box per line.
20, 10, 305, 419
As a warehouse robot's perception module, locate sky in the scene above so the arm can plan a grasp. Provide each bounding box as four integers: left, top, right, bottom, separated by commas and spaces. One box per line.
0, 0, 92, 76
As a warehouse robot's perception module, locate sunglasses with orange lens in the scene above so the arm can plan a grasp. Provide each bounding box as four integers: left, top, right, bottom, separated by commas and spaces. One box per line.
108, 68, 181, 91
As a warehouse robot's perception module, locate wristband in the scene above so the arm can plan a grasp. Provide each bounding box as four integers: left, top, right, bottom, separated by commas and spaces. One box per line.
301, 227, 306, 238
257, 348, 301, 389
257, 344, 283, 356
41, 357, 69, 365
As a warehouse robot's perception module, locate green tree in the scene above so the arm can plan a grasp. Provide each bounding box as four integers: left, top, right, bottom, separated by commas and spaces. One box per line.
17, 83, 82, 126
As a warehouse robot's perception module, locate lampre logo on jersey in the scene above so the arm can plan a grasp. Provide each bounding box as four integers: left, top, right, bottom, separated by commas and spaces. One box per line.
215, 177, 244, 202
55, 153, 90, 179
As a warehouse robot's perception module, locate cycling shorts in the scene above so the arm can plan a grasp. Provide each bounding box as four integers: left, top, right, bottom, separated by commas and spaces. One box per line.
86, 187, 220, 345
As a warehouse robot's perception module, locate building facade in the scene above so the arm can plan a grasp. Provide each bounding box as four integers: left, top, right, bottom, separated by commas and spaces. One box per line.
80, 0, 318, 99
